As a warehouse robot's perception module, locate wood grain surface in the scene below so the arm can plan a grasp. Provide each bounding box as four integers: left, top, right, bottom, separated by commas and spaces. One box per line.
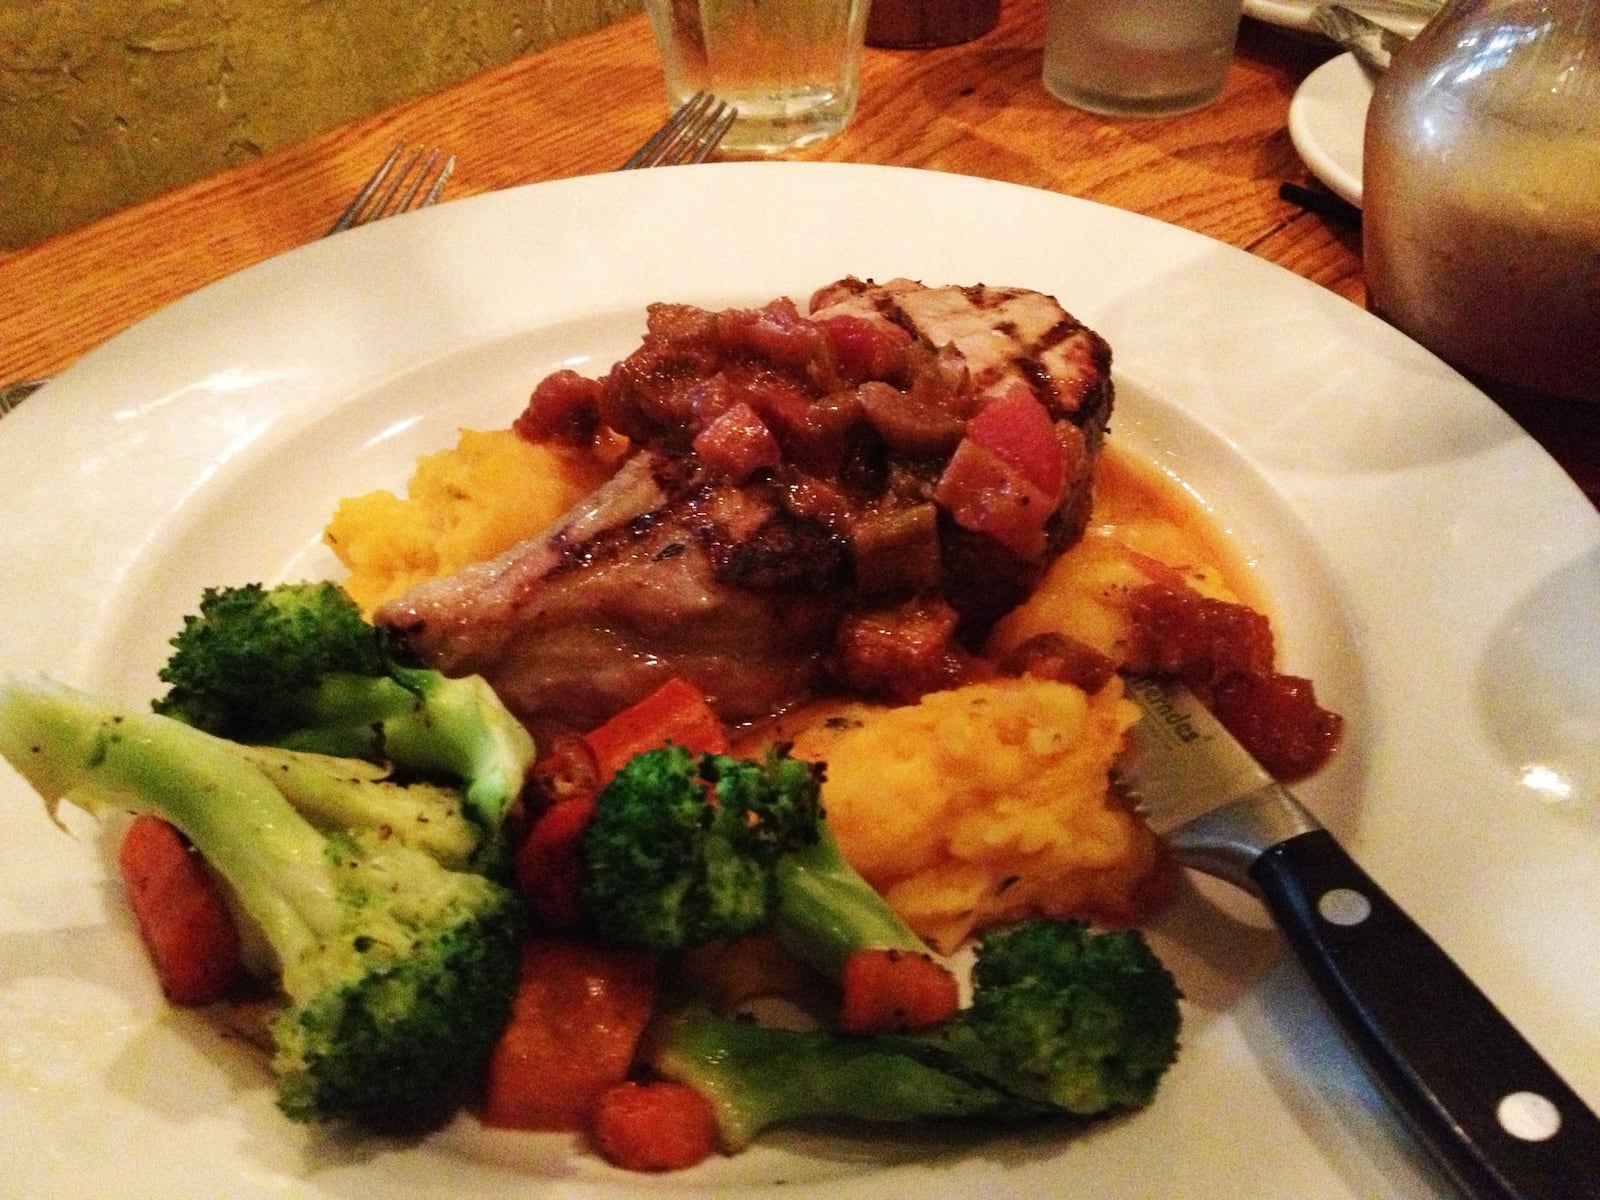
0, 2, 1592, 502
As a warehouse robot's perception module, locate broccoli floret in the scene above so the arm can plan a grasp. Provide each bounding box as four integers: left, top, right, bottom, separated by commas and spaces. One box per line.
578, 745, 931, 974
921, 920, 1183, 1114
0, 675, 523, 1126
648, 919, 1181, 1151
153, 582, 535, 833
577, 744, 814, 951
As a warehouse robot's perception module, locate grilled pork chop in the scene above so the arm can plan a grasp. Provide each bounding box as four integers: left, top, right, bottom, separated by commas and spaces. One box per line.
376, 278, 1113, 733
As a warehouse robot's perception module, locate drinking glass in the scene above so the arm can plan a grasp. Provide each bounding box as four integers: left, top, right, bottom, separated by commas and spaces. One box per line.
1043, 0, 1245, 118
643, 0, 872, 154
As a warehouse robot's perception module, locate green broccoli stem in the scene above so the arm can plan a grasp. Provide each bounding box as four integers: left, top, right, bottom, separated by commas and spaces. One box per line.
232, 744, 482, 871
268, 673, 417, 758
0, 676, 338, 972
271, 668, 531, 830
384, 667, 534, 826
772, 822, 932, 977
650, 1006, 1046, 1151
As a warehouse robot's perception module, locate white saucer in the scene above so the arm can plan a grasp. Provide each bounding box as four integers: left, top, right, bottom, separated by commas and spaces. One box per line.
1288, 52, 1373, 208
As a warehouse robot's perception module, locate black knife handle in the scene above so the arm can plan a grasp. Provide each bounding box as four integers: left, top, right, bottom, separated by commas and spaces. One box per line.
1250, 828, 1600, 1200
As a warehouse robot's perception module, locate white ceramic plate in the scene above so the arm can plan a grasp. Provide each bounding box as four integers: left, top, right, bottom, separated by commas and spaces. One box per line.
2, 162, 1597, 1200
1244, 0, 1433, 36
1289, 52, 1373, 207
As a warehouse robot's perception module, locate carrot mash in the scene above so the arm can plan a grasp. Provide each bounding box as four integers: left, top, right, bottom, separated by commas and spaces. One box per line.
324, 428, 625, 615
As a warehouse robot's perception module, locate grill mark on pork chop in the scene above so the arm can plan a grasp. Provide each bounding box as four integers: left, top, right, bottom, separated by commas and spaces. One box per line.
1015, 355, 1058, 406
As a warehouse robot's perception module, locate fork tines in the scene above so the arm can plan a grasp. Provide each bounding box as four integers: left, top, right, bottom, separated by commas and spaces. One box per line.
622, 92, 737, 170
328, 144, 456, 234
0, 378, 46, 417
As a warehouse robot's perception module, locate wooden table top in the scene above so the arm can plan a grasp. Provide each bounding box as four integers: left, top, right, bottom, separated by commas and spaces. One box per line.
1, 1, 1594, 505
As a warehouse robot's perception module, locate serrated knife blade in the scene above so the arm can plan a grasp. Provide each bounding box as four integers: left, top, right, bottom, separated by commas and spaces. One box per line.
1119, 676, 1600, 1200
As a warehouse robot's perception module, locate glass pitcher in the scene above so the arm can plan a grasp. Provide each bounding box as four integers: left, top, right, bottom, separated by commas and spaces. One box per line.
1363, 0, 1600, 402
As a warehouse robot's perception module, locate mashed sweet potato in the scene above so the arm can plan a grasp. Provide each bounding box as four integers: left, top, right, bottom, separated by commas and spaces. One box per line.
987, 449, 1253, 665
324, 428, 625, 614
772, 676, 1168, 953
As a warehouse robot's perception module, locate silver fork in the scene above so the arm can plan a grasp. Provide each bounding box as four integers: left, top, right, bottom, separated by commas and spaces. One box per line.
327, 144, 455, 235
621, 92, 737, 169
0, 380, 39, 417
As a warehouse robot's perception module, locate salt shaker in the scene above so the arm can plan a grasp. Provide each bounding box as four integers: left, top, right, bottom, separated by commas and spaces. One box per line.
1363, 0, 1600, 402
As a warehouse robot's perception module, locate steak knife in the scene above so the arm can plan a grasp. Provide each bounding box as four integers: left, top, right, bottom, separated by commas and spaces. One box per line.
1118, 675, 1600, 1200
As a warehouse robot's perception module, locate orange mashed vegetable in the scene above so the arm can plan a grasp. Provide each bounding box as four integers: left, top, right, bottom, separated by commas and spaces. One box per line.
324, 434, 1254, 949
324, 428, 625, 615
765, 676, 1158, 953
988, 448, 1255, 662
